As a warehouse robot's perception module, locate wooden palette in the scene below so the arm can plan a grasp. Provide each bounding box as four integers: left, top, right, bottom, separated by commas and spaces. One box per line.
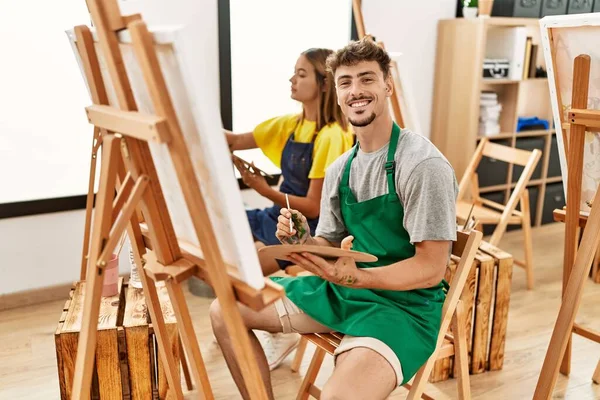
258, 244, 378, 263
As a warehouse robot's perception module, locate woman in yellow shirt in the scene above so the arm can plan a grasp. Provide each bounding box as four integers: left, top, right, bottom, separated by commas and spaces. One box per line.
227, 48, 354, 276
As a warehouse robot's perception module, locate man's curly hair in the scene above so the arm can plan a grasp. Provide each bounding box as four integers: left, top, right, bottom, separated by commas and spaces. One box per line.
326, 37, 391, 80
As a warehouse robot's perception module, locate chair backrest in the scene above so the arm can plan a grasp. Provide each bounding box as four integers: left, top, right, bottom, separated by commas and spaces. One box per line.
436, 229, 483, 349
481, 141, 536, 167
457, 138, 542, 215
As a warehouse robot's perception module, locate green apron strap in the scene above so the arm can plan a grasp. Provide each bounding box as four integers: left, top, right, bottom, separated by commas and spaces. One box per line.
342, 122, 401, 191
341, 143, 359, 187
385, 122, 401, 194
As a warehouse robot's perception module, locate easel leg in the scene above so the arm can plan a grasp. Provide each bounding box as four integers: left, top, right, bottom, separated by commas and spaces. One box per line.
179, 339, 194, 390
81, 126, 102, 280
533, 188, 600, 399
593, 358, 600, 384
521, 190, 535, 290
592, 244, 600, 283
559, 55, 591, 377
129, 222, 185, 399
71, 136, 120, 399
165, 279, 214, 400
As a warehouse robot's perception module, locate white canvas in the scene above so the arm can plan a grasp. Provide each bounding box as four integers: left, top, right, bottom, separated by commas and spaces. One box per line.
66, 26, 265, 290
540, 13, 600, 215
389, 52, 422, 134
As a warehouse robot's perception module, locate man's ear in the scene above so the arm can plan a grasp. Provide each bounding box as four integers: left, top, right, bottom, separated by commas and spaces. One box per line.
385, 74, 394, 98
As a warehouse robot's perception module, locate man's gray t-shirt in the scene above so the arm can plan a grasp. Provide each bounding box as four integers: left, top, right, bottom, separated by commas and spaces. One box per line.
315, 128, 458, 245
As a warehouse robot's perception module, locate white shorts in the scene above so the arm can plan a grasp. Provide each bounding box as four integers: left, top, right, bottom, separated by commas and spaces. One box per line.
273, 297, 403, 386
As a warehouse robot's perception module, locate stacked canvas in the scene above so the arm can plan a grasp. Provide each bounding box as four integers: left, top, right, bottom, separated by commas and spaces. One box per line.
479, 91, 502, 136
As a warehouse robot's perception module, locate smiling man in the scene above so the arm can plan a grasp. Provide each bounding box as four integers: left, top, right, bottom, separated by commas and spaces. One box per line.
210, 37, 458, 400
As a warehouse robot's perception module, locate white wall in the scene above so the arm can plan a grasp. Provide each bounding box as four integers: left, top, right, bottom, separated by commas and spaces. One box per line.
0, 190, 270, 296
0, 210, 124, 295
361, 0, 457, 138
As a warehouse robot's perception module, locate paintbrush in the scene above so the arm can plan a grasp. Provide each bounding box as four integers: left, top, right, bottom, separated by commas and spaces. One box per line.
285, 194, 292, 233
461, 203, 475, 232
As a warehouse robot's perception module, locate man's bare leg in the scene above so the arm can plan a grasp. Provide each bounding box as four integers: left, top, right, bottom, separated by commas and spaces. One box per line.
320, 347, 397, 400
209, 299, 282, 400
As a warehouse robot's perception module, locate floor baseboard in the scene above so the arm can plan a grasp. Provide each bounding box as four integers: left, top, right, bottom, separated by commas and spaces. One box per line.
0, 274, 131, 312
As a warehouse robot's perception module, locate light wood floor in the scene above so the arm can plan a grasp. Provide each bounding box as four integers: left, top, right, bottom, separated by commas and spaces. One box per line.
1, 223, 600, 399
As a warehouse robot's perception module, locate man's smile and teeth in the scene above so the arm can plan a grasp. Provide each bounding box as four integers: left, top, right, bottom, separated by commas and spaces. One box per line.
348, 98, 373, 113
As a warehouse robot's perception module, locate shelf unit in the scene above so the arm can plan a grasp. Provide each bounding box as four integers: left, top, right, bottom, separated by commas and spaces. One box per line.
430, 17, 564, 229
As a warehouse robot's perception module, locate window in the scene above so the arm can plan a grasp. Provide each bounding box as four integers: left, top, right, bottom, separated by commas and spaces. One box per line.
229, 0, 352, 174
0, 1, 93, 203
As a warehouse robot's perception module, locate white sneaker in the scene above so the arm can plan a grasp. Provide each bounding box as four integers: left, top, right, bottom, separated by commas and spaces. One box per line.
254, 330, 300, 371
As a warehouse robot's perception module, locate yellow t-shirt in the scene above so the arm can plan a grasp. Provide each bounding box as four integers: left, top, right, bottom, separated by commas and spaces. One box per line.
253, 114, 354, 179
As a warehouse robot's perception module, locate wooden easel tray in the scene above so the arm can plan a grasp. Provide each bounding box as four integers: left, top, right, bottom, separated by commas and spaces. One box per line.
258, 244, 378, 263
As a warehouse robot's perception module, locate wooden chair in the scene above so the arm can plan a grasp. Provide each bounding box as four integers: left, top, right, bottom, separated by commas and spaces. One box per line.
457, 138, 541, 290
294, 229, 483, 400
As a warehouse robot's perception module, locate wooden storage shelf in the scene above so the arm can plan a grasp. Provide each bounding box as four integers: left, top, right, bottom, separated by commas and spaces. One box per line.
478, 129, 555, 141
482, 79, 520, 84
478, 132, 515, 140
482, 78, 547, 84
431, 17, 563, 229
516, 129, 552, 137
486, 17, 543, 26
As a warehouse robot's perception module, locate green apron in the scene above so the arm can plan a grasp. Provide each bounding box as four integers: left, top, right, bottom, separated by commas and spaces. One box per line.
272, 122, 448, 385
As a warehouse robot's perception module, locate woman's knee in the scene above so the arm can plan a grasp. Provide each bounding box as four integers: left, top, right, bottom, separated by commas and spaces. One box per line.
209, 299, 225, 333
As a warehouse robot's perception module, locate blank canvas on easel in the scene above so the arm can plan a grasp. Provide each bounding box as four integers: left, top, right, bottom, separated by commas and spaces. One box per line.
540, 14, 600, 216
388, 52, 421, 133
66, 26, 266, 290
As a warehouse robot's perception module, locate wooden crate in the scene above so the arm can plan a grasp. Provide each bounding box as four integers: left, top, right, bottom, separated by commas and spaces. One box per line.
429, 241, 514, 382
55, 279, 180, 399
123, 284, 180, 399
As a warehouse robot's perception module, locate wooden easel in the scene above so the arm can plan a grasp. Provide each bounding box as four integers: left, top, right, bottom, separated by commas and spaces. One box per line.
533, 54, 600, 399
69, 1, 284, 399
352, 0, 405, 128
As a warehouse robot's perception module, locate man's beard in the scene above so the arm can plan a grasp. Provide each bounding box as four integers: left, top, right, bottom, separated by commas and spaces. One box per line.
349, 112, 376, 127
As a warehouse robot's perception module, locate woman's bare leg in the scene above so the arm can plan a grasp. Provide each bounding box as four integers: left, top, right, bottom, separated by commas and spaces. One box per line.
255, 241, 283, 276
209, 300, 281, 400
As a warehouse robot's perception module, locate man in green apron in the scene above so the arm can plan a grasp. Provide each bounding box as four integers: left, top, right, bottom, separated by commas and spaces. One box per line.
210, 37, 458, 400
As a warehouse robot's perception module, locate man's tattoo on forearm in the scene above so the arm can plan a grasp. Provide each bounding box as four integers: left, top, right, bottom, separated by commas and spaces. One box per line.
339, 274, 357, 286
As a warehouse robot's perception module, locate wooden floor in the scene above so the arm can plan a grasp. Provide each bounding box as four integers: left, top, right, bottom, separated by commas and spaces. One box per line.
1, 222, 600, 399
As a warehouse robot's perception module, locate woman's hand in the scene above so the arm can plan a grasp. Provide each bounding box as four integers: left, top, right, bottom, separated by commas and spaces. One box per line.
276, 207, 311, 245
234, 158, 270, 194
